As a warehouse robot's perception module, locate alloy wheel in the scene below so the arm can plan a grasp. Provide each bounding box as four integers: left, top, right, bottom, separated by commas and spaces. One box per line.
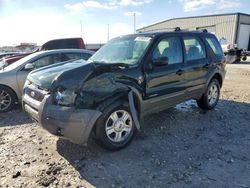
207, 83, 219, 106
0, 89, 12, 111
105, 110, 133, 143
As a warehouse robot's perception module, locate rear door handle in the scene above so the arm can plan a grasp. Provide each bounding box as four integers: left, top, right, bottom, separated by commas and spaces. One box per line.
176, 69, 184, 75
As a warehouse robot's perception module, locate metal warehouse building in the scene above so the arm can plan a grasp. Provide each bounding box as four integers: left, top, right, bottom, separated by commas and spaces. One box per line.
137, 13, 250, 50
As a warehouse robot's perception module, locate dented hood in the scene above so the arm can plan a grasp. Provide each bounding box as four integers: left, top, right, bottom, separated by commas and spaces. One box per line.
27, 60, 127, 91
28, 60, 94, 90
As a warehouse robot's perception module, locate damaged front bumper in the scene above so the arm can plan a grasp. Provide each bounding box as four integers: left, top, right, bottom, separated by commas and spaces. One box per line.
23, 92, 102, 145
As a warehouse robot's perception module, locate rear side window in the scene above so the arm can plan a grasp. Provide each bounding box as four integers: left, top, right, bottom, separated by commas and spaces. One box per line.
61, 53, 82, 61
206, 37, 224, 56
183, 37, 206, 61
82, 53, 92, 60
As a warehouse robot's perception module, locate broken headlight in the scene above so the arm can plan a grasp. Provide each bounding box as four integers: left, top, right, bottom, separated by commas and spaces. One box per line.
54, 89, 77, 106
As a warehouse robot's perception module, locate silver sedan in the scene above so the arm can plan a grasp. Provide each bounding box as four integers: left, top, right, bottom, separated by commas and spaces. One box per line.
0, 49, 94, 112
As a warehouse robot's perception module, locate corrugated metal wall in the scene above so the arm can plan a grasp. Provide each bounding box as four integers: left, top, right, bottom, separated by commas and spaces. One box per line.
238, 15, 250, 50
239, 14, 250, 24
137, 14, 237, 45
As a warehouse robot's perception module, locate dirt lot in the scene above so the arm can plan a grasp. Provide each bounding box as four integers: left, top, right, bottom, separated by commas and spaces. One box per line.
1, 61, 250, 188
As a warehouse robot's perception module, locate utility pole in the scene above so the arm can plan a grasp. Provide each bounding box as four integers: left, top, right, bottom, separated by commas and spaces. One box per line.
133, 12, 136, 33
80, 20, 83, 38
107, 24, 109, 42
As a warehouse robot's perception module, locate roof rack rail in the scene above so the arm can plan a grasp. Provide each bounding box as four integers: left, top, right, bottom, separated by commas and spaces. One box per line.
175, 27, 181, 31
202, 29, 208, 33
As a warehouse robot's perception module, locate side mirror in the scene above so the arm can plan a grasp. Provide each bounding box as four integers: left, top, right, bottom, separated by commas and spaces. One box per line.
24, 63, 34, 70
152, 57, 168, 66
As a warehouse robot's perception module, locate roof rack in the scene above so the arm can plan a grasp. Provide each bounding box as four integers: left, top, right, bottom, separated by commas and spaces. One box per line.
202, 29, 208, 33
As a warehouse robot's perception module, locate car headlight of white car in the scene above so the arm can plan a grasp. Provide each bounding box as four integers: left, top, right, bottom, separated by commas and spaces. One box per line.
54, 89, 77, 106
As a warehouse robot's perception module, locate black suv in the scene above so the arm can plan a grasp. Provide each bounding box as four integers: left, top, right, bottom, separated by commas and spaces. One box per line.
23, 30, 226, 150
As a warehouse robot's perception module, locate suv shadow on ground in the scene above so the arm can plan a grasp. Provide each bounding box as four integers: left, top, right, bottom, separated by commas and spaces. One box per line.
56, 99, 250, 188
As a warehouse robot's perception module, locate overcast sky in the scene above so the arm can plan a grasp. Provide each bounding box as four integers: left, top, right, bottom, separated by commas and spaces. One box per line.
0, 0, 249, 46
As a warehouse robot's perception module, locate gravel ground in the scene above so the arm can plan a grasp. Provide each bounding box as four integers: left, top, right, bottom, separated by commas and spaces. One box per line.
0, 60, 250, 188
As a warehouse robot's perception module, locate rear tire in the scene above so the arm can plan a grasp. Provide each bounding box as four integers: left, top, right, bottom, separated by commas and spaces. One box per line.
0, 86, 16, 113
95, 101, 137, 151
197, 79, 220, 110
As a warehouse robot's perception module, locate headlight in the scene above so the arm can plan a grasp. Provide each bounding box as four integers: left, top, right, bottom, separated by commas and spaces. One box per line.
54, 89, 77, 106
23, 80, 31, 94
24, 79, 31, 88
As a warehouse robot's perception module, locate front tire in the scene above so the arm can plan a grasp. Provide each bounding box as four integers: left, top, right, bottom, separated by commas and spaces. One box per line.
0, 86, 16, 113
95, 101, 137, 151
197, 79, 220, 110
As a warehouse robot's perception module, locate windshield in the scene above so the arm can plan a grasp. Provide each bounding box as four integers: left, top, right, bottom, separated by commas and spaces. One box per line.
89, 35, 152, 65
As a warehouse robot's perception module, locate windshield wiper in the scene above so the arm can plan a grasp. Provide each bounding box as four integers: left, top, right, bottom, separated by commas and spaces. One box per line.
113, 62, 130, 68
91, 60, 107, 64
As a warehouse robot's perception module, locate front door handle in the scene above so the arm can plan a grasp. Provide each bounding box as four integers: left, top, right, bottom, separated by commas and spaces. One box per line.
176, 69, 184, 75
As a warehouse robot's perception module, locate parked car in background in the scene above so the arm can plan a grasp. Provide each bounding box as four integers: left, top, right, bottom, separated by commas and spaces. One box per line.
1, 38, 86, 67
23, 30, 226, 150
39, 37, 85, 51
0, 49, 94, 112
0, 52, 24, 60
0, 53, 32, 67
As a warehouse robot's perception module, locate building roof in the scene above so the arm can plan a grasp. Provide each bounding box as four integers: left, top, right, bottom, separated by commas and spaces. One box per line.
138, 12, 250, 31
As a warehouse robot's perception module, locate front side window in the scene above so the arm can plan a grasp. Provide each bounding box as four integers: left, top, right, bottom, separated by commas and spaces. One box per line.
152, 37, 183, 65
32, 54, 61, 69
184, 37, 206, 61
206, 37, 224, 56
89, 36, 152, 65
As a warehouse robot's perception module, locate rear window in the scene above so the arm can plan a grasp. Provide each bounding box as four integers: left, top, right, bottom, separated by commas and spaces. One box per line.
206, 37, 224, 56
64, 40, 79, 49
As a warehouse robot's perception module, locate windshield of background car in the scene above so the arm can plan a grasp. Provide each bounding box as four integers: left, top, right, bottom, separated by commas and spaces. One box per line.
89, 36, 152, 65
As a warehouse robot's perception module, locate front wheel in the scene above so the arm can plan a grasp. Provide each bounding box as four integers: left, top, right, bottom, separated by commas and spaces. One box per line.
0, 86, 16, 113
95, 101, 137, 150
197, 79, 220, 110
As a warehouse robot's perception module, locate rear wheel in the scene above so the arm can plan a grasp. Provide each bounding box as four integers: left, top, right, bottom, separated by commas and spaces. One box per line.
197, 79, 220, 110
0, 86, 16, 113
95, 101, 136, 150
